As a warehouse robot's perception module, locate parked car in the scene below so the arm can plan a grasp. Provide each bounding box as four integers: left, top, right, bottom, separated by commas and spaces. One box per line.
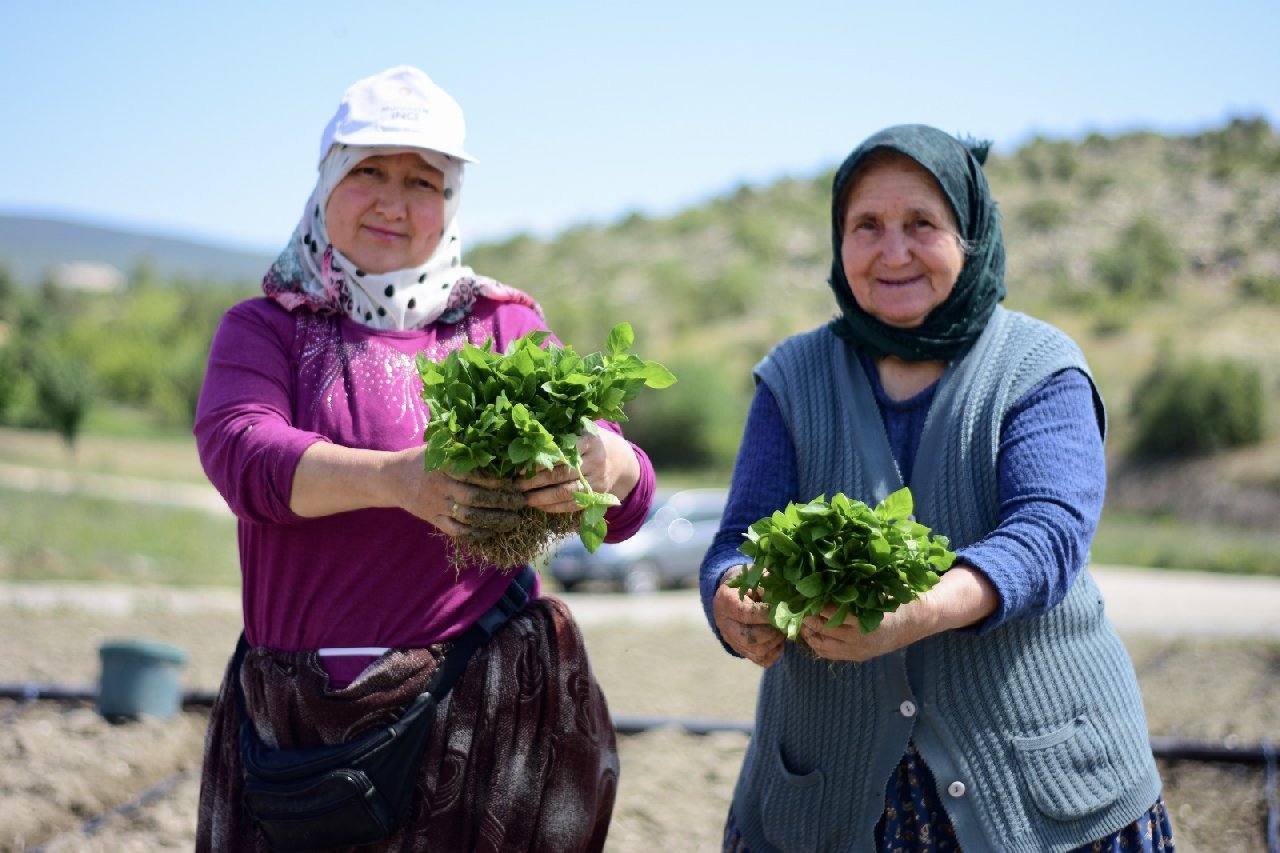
546, 488, 728, 594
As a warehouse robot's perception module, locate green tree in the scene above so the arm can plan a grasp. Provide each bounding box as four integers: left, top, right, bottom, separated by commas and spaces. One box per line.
31, 349, 93, 451
0, 264, 17, 322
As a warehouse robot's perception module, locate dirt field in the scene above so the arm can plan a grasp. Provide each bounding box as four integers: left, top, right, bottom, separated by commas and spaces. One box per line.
1, 586, 1277, 852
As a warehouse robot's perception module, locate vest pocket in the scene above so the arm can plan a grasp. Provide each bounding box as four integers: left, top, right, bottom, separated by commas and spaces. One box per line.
760, 746, 825, 853
1010, 715, 1120, 820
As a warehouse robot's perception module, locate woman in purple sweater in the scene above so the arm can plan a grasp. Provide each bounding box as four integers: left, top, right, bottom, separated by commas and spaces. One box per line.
193, 66, 654, 852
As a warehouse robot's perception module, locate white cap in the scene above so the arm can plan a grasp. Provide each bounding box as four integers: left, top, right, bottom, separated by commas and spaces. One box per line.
318, 66, 475, 166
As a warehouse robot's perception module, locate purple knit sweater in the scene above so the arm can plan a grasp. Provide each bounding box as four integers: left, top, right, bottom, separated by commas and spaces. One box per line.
195, 296, 654, 651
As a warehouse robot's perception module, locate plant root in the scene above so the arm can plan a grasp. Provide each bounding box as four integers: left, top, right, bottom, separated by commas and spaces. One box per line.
451, 508, 582, 572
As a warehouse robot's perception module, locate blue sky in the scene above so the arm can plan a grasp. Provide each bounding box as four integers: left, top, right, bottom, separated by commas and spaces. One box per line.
3, 1, 1277, 255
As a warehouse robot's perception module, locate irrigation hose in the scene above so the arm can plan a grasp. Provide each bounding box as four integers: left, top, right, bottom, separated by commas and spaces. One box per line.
1264, 739, 1278, 853
2, 680, 1277, 766
0, 684, 39, 727
6, 682, 1280, 850
20, 768, 193, 853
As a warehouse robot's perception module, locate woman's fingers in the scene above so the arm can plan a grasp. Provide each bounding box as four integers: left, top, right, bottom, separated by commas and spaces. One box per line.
713, 574, 785, 668
452, 503, 523, 532
450, 470, 527, 507
420, 469, 526, 536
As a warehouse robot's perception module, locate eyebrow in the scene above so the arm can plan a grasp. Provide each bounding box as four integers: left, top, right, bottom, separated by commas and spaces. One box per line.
359, 154, 443, 176
848, 206, 944, 220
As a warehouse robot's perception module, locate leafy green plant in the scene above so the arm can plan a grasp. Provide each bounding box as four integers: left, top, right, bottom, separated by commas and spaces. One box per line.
728, 488, 955, 639
417, 323, 675, 561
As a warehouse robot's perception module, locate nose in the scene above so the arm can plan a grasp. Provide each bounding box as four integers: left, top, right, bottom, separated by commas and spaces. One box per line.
879, 227, 912, 267
372, 183, 408, 219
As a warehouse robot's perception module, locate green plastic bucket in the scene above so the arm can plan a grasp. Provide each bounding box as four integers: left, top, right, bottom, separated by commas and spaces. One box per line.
97, 638, 189, 720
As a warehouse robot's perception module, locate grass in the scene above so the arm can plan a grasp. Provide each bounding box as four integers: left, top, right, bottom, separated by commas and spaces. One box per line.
0, 487, 240, 587
1092, 511, 1280, 577
1, 426, 1277, 587
0, 425, 207, 483
4, 483, 1278, 590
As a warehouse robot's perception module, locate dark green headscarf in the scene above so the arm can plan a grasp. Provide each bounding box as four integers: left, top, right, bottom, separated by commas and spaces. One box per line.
827, 124, 1006, 361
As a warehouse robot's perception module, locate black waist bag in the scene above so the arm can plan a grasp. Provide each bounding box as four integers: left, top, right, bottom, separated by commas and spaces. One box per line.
233, 567, 535, 852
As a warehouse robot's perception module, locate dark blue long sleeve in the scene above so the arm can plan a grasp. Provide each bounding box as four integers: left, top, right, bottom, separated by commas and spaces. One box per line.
699, 365, 1106, 643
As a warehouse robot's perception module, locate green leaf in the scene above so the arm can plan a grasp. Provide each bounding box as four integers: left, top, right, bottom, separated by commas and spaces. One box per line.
731, 488, 953, 643
824, 603, 850, 631
637, 362, 678, 389
416, 325, 675, 548
877, 487, 914, 522
795, 573, 827, 598
606, 322, 634, 356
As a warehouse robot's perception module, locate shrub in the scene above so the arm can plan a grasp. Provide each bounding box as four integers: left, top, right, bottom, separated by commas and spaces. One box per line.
0, 344, 21, 420
1235, 272, 1280, 304
1019, 198, 1069, 233
31, 349, 93, 450
620, 356, 748, 471
1093, 215, 1182, 298
1129, 355, 1265, 458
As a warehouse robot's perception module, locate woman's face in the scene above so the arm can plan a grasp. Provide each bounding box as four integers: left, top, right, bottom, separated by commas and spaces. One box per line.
839, 154, 965, 329
325, 152, 447, 274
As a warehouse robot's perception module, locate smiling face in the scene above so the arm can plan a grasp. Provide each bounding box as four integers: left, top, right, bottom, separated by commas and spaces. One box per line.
839, 152, 966, 329
324, 152, 447, 274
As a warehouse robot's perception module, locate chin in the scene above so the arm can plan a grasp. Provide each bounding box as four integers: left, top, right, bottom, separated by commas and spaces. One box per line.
875, 311, 930, 329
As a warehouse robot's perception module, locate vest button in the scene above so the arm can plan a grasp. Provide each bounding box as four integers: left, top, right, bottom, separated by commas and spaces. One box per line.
899, 700, 917, 718
947, 781, 966, 798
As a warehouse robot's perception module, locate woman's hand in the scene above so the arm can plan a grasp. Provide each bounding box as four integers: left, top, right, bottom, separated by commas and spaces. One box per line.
798, 598, 935, 662
713, 567, 785, 668
798, 563, 999, 662
517, 429, 640, 513
383, 448, 526, 540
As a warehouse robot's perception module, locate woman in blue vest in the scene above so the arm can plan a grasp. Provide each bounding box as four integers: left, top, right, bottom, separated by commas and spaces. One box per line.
700, 124, 1174, 851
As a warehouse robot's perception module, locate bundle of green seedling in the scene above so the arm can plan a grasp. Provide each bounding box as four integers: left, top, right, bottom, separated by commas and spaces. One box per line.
727, 488, 956, 641
417, 322, 675, 568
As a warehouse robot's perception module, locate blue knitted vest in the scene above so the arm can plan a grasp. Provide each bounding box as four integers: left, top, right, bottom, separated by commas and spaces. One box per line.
735, 307, 1160, 852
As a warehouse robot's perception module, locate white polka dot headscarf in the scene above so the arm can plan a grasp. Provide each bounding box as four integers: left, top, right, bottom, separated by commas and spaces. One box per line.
264, 143, 476, 330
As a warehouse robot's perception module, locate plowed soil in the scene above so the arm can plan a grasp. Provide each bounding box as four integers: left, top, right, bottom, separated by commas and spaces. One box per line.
1, 587, 1276, 852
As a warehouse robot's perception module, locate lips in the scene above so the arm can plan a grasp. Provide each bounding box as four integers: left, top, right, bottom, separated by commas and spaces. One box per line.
877, 274, 925, 287
361, 224, 407, 242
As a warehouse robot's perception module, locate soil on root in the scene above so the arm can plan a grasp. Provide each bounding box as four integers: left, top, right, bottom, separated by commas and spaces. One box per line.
452, 507, 581, 570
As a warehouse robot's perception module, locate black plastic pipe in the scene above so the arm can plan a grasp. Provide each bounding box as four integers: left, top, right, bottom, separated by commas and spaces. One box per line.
2, 681, 1275, 768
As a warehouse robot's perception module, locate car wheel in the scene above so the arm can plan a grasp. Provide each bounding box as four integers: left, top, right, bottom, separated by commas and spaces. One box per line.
556, 578, 580, 593
622, 561, 660, 595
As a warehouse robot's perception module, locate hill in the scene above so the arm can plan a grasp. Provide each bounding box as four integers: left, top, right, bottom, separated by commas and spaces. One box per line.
465, 117, 1280, 530
2, 119, 1278, 533
0, 214, 275, 286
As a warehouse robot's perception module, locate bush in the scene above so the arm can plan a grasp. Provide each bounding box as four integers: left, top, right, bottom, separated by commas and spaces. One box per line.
31, 349, 94, 450
1235, 272, 1280, 304
1129, 355, 1265, 458
619, 356, 749, 471
1019, 198, 1069, 233
1092, 215, 1182, 298
0, 344, 21, 420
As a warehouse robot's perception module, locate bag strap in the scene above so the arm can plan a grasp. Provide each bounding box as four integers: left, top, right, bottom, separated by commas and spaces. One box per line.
418, 564, 535, 701
231, 565, 536, 724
